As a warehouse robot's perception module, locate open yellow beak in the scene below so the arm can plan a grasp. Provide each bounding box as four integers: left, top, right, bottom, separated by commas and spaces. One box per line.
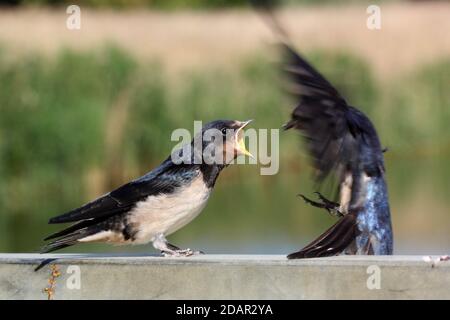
235, 119, 254, 158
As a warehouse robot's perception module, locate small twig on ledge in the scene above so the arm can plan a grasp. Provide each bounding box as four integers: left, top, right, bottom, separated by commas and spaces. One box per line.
43, 264, 61, 300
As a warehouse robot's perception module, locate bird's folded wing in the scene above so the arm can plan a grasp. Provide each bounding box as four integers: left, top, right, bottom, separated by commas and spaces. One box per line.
48, 159, 195, 224
47, 195, 131, 224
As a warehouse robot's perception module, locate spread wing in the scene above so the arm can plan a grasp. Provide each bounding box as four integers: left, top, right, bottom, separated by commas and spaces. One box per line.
252, 1, 377, 185
281, 44, 387, 258
281, 44, 362, 184
254, 3, 389, 257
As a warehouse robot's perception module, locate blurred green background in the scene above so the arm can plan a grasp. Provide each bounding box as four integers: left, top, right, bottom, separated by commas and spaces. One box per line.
0, 0, 449, 254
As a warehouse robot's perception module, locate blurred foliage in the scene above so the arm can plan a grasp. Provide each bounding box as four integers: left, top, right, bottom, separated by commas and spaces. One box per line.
0, 45, 449, 253
383, 60, 450, 152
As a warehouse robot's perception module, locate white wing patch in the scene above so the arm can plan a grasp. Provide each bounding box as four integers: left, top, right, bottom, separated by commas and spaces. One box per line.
78, 230, 125, 243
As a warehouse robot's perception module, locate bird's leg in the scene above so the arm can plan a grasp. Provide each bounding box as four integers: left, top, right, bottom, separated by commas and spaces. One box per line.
298, 192, 343, 217
152, 234, 203, 257
314, 191, 340, 208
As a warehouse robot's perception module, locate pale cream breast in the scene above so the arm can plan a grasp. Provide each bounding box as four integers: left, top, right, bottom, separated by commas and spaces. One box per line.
339, 173, 353, 214
126, 174, 211, 244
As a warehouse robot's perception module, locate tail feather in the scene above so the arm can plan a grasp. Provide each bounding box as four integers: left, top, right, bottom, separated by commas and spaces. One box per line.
41, 233, 84, 253
40, 240, 76, 254
294, 213, 354, 253
41, 227, 100, 253
287, 214, 360, 259
44, 215, 110, 241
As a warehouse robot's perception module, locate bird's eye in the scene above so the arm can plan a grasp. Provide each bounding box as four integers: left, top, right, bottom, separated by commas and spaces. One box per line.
221, 128, 228, 136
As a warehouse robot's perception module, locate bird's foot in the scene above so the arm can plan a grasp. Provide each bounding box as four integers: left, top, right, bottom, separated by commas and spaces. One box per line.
153, 234, 204, 257
298, 192, 343, 217
161, 248, 204, 257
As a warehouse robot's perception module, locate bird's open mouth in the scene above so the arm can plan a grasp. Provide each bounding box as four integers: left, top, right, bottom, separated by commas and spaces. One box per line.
235, 120, 254, 158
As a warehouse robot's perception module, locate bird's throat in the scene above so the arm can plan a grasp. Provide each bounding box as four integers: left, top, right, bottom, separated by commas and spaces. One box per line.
200, 163, 225, 189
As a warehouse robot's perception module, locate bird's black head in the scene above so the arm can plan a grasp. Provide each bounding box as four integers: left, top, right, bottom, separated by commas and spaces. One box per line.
191, 119, 253, 166
168, 119, 253, 189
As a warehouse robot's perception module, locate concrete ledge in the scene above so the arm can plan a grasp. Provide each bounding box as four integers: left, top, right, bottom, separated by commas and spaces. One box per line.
1, 254, 449, 299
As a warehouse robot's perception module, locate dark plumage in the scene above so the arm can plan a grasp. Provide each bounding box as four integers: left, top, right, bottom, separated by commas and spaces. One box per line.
251, 1, 393, 258
42, 119, 253, 256
281, 44, 393, 258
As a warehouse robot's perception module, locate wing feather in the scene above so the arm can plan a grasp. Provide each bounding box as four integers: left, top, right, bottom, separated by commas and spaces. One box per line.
281, 44, 360, 183
48, 158, 198, 224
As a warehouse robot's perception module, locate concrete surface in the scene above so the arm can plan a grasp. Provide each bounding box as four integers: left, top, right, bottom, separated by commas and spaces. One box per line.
0, 254, 449, 299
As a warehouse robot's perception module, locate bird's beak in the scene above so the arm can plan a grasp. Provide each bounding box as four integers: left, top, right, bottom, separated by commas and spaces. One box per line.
235, 119, 254, 158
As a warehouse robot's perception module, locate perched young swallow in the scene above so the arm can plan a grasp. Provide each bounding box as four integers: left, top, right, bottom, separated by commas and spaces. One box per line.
42, 120, 253, 256
282, 43, 394, 258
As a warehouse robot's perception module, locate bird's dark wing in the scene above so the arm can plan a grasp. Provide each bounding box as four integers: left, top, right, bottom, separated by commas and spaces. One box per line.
252, 2, 371, 184
281, 44, 388, 258
282, 44, 362, 183
282, 44, 346, 105
255, 4, 391, 257
48, 158, 198, 224
48, 195, 129, 224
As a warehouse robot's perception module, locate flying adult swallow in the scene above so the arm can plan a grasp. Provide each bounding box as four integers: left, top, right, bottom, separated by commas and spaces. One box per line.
282, 43, 394, 258
251, 1, 393, 258
42, 120, 253, 256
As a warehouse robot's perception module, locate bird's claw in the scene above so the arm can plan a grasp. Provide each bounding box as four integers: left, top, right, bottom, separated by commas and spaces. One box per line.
298, 192, 343, 217
161, 248, 204, 257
